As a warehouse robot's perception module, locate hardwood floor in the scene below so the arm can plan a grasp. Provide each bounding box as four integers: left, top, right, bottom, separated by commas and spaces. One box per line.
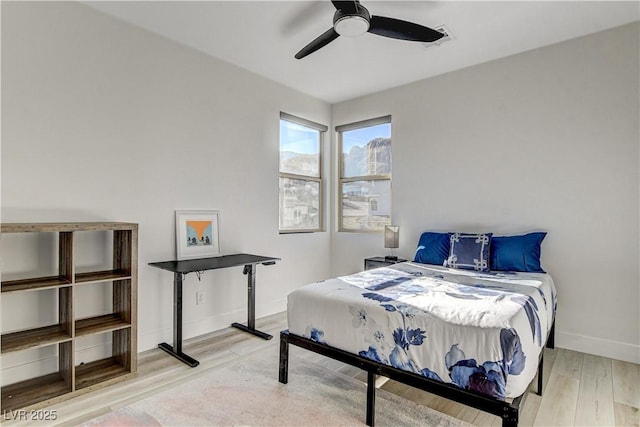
2, 312, 638, 426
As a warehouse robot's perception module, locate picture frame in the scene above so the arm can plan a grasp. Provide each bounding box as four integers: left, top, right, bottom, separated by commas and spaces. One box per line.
175, 210, 220, 260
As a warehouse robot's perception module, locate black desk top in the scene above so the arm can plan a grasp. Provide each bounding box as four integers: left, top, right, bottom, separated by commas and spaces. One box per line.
148, 253, 280, 274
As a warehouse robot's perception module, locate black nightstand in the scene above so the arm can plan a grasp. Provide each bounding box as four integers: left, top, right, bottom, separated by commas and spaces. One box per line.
364, 256, 408, 270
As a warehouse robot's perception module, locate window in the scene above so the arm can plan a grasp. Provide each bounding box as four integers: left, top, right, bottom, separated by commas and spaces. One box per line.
337, 116, 392, 232
279, 112, 327, 233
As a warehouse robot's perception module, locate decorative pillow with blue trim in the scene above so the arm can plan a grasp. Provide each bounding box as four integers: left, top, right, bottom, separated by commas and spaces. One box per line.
445, 233, 493, 272
490, 232, 547, 272
413, 232, 452, 265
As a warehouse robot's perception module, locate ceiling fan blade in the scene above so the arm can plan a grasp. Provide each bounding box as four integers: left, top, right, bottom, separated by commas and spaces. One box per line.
331, 0, 359, 14
368, 15, 444, 42
295, 27, 340, 59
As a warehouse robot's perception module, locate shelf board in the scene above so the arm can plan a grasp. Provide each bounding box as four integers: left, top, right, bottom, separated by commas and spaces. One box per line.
1, 276, 72, 293
1, 222, 138, 233
1, 372, 70, 412
75, 269, 130, 284
1, 325, 72, 354
75, 357, 129, 390
75, 314, 130, 337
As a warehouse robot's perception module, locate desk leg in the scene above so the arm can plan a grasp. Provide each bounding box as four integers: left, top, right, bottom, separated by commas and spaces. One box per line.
231, 264, 273, 340
158, 272, 200, 367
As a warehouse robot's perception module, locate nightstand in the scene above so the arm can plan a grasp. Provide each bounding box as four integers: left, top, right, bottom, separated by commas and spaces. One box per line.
364, 256, 408, 270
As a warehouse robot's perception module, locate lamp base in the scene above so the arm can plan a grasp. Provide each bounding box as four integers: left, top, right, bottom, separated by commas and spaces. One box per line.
384, 255, 398, 261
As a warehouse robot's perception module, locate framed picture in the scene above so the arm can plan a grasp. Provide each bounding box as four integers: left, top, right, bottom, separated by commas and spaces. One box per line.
175, 210, 220, 260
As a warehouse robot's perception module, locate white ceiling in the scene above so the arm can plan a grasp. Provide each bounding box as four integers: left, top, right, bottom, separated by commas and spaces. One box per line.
85, 1, 639, 104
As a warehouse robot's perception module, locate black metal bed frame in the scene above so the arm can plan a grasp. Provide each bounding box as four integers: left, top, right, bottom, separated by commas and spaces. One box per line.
279, 321, 555, 427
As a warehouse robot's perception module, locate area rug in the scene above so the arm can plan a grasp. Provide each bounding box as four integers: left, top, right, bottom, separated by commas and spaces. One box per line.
80, 346, 472, 426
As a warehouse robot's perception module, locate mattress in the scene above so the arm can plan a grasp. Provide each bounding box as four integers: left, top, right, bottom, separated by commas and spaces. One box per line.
287, 261, 556, 400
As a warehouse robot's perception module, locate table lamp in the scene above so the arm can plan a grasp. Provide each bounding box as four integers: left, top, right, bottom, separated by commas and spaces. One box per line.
384, 225, 399, 260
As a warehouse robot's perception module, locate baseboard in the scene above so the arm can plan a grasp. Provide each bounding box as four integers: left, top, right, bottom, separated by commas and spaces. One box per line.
556, 331, 639, 364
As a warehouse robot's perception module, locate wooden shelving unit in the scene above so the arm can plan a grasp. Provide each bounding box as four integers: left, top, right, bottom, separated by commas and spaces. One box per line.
0, 222, 138, 412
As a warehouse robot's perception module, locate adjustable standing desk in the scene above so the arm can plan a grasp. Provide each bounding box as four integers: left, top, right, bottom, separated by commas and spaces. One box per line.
149, 253, 280, 367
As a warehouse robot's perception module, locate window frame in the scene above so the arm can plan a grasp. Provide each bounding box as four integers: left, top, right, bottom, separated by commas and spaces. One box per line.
279, 112, 327, 234
336, 115, 392, 233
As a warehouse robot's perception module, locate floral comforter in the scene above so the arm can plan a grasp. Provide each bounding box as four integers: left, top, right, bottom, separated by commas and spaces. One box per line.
287, 262, 556, 400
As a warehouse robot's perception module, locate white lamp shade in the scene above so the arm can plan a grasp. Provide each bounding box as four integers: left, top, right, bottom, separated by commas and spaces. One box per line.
384, 225, 400, 249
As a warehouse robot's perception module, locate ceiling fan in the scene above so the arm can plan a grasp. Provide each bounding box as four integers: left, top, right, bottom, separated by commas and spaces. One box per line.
295, 0, 445, 59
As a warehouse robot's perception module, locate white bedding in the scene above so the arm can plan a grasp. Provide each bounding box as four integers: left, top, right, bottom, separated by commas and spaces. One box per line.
287, 262, 556, 399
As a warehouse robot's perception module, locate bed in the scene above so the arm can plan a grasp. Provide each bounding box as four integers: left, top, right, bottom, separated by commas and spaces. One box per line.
279, 232, 556, 427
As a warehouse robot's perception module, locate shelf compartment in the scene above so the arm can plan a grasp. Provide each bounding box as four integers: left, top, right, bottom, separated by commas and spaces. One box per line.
1, 372, 70, 412
75, 314, 130, 337
1, 276, 72, 293
1, 340, 73, 412
1, 324, 72, 354
75, 356, 130, 390
1, 286, 73, 353
75, 269, 131, 284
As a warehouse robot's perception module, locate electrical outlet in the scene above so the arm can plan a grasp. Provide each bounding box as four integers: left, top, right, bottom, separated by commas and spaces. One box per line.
196, 291, 205, 305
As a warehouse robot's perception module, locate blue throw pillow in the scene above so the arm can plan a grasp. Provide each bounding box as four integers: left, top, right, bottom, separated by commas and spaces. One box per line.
445, 233, 492, 272
490, 232, 547, 273
413, 232, 451, 265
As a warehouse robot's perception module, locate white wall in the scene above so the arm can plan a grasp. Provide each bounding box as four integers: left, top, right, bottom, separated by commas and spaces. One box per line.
331, 23, 640, 364
1, 1, 331, 381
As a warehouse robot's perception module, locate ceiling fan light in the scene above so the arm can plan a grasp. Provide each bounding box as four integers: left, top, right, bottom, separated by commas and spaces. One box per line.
334, 16, 369, 37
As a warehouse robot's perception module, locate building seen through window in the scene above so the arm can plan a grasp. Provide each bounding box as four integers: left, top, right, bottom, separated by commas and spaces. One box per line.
338, 116, 392, 232
279, 113, 326, 233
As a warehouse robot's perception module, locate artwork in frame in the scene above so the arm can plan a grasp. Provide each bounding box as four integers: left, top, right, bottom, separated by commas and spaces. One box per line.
175, 210, 221, 260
